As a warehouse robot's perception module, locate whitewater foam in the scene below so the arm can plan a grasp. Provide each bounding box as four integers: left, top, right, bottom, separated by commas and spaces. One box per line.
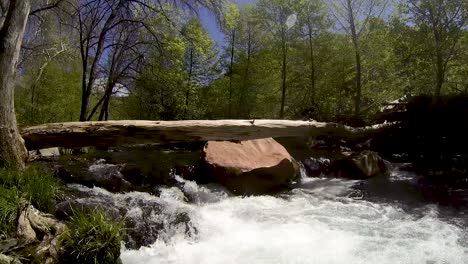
121, 178, 468, 264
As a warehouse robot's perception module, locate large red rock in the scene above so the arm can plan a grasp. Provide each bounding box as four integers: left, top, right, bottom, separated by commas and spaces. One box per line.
201, 138, 299, 195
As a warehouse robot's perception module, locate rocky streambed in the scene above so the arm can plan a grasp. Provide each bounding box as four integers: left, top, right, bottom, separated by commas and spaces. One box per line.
6, 133, 468, 264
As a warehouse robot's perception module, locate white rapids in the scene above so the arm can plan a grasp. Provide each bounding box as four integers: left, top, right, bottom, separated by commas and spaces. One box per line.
120, 175, 468, 264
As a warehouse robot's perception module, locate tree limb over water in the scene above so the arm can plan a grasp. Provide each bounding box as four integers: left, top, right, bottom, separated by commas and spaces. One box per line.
20, 120, 397, 150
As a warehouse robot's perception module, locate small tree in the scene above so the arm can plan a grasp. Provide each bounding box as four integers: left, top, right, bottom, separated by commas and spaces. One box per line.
404, 0, 467, 97
329, 0, 389, 115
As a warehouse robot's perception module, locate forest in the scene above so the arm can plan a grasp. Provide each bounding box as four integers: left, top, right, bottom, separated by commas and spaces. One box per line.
1, 1, 468, 264
9, 0, 468, 126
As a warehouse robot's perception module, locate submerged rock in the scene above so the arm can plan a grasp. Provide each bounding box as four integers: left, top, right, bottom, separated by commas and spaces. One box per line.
200, 138, 299, 195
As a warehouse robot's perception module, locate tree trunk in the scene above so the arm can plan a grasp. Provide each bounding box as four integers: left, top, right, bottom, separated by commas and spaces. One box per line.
186, 47, 194, 108
0, 0, 30, 169
79, 11, 117, 121
98, 60, 117, 121
434, 41, 444, 98
98, 92, 112, 121
354, 49, 362, 115
307, 17, 316, 104
21, 120, 397, 150
228, 30, 235, 118
239, 25, 252, 118
347, 0, 362, 116
279, 32, 287, 119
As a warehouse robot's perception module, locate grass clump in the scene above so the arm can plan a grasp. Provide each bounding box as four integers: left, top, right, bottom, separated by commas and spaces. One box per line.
20, 166, 62, 214
0, 165, 62, 235
0, 185, 20, 235
61, 209, 124, 264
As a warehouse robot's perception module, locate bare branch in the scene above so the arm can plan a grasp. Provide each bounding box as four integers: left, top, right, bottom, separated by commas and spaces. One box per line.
29, 0, 65, 17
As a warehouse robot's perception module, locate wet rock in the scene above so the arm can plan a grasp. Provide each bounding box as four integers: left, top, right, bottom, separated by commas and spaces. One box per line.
302, 157, 332, 177
200, 138, 299, 195
331, 151, 388, 179
57, 185, 196, 249
54, 166, 74, 183
0, 253, 21, 264
55, 160, 132, 193
173, 165, 197, 180
88, 160, 124, 183
56, 199, 122, 221
0, 239, 18, 253
120, 164, 147, 186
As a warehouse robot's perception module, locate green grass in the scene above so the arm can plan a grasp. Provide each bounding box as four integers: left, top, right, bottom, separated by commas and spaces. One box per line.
20, 166, 62, 214
0, 166, 123, 263
0, 185, 20, 235
60, 209, 124, 264
0, 165, 62, 235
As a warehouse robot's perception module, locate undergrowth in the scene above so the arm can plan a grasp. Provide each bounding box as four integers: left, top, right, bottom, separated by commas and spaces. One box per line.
60, 209, 124, 264
0, 185, 20, 235
0, 165, 62, 235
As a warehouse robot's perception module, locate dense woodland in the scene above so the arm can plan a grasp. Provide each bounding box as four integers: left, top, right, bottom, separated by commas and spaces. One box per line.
8, 0, 468, 126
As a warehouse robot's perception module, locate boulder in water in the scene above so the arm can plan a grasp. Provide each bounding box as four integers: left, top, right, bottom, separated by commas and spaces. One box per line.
302, 157, 332, 177
200, 138, 299, 195
56, 185, 196, 249
331, 150, 388, 179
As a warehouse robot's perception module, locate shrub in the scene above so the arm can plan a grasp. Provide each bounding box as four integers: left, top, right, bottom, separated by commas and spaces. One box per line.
61, 209, 124, 264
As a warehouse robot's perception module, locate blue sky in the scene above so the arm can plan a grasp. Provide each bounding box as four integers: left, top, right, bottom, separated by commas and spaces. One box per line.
200, 0, 255, 46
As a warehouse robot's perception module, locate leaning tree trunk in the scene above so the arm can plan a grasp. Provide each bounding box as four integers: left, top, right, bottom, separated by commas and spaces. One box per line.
0, 0, 30, 169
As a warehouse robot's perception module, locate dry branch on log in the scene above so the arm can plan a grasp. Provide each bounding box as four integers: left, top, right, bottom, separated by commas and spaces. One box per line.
20, 120, 397, 150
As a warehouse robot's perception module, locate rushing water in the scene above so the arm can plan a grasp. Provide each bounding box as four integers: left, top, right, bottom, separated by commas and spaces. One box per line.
113, 164, 468, 264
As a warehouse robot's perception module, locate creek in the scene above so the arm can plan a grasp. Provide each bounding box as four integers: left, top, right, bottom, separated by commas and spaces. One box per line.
64, 158, 468, 264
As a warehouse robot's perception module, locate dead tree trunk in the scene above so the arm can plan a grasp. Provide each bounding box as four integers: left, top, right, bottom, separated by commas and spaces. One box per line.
20, 120, 396, 150
0, 0, 30, 169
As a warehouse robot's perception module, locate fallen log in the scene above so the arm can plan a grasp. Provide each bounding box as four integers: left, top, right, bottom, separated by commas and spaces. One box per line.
20, 120, 397, 150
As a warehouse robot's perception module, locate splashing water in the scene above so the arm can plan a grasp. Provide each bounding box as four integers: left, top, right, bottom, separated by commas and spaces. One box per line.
120, 170, 468, 264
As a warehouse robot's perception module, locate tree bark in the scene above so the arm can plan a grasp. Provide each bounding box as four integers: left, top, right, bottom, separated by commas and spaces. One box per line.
434, 31, 444, 98
239, 24, 252, 118
307, 16, 316, 104
186, 47, 194, 108
228, 30, 235, 118
20, 120, 396, 150
279, 30, 287, 119
79, 8, 117, 121
0, 0, 30, 169
347, 0, 362, 116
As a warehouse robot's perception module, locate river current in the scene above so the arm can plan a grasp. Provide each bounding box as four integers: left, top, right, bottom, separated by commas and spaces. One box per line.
109, 164, 468, 264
